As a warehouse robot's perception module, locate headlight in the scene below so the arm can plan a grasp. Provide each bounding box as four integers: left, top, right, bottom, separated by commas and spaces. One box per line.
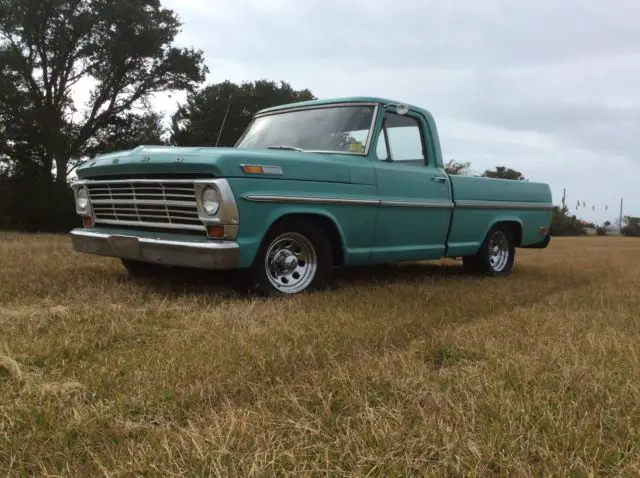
202, 187, 220, 215
76, 187, 89, 212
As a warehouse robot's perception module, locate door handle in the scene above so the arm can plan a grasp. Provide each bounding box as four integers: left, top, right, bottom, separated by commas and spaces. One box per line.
432, 176, 448, 182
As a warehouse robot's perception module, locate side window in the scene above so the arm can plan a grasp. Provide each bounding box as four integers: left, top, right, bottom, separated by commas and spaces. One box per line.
376, 112, 426, 165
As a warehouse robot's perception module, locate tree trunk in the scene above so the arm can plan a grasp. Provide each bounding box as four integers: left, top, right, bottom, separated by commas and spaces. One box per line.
54, 154, 68, 185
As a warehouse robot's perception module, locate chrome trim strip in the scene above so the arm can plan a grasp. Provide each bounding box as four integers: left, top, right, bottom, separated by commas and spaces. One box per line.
243, 195, 550, 211
70, 229, 240, 269
194, 179, 240, 240
90, 199, 197, 207
71, 182, 93, 216
381, 200, 454, 209
456, 200, 554, 211
363, 103, 379, 157
261, 165, 283, 175
304, 150, 373, 156
243, 195, 454, 209
93, 219, 205, 231
74, 179, 199, 185
242, 194, 379, 206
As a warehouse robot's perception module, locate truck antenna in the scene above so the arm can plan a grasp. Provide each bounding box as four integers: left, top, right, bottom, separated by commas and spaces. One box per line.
215, 101, 232, 147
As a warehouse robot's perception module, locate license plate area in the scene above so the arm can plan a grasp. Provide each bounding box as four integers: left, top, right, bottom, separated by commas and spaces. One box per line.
108, 235, 140, 259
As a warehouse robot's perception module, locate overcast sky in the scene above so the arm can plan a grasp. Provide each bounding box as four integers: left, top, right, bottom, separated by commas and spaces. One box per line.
153, 0, 640, 224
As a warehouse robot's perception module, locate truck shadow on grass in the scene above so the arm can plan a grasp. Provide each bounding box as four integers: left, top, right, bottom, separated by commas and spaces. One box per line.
118, 260, 555, 298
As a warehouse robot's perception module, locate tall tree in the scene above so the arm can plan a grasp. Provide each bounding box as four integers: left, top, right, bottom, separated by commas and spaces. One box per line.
482, 166, 527, 181
0, 0, 207, 184
171, 79, 315, 147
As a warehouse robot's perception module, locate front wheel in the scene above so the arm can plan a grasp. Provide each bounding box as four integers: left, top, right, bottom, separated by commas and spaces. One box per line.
462, 225, 515, 276
250, 220, 333, 295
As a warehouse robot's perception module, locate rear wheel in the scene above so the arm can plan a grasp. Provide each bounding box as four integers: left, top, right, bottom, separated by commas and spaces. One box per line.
250, 219, 333, 295
462, 224, 515, 276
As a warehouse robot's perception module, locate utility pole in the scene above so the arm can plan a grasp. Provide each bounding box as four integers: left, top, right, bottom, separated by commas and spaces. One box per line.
619, 197, 624, 230
561, 188, 566, 211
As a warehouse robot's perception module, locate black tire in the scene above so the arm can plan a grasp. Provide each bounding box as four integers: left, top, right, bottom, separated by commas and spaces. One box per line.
249, 219, 334, 296
462, 224, 516, 277
461, 255, 482, 272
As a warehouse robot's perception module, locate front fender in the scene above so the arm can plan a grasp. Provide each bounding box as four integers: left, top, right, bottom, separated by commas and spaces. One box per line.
240, 204, 350, 268
228, 178, 378, 268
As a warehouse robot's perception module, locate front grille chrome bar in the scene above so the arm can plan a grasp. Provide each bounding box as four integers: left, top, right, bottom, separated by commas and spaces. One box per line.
83, 179, 205, 231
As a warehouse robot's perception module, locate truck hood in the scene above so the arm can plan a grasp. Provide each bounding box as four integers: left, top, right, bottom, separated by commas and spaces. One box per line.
75, 145, 372, 184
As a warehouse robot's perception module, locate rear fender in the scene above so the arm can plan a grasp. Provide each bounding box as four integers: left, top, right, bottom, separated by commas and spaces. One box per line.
485, 216, 524, 246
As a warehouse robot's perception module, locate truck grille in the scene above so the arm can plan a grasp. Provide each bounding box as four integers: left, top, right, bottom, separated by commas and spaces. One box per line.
86, 180, 204, 231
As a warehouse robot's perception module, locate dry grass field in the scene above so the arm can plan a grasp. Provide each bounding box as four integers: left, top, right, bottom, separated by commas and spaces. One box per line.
1, 232, 639, 476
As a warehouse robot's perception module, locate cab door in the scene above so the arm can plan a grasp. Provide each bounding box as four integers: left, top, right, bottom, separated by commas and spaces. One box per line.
370, 108, 453, 263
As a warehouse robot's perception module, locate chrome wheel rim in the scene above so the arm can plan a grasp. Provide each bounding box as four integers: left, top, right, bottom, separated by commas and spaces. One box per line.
265, 232, 317, 293
488, 230, 509, 272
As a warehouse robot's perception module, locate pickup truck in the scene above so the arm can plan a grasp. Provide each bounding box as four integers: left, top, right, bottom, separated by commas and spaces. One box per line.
70, 96, 553, 295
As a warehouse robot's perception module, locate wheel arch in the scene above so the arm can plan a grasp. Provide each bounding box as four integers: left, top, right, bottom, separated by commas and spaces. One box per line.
485, 217, 523, 246
259, 210, 346, 266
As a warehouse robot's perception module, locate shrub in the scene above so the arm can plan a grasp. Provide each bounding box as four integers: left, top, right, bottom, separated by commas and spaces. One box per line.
549, 206, 586, 236
0, 167, 78, 233
621, 217, 640, 237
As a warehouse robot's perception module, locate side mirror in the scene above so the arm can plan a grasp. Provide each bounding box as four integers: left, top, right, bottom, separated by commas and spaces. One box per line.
396, 104, 410, 115
382, 102, 410, 115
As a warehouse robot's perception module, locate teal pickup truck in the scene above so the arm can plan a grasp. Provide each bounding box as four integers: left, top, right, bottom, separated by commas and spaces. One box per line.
70, 96, 553, 295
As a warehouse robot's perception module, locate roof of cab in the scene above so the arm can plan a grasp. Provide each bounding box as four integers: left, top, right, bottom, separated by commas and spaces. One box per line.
255, 96, 434, 119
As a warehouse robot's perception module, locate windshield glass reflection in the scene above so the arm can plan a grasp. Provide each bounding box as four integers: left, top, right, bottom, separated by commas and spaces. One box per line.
235, 105, 376, 154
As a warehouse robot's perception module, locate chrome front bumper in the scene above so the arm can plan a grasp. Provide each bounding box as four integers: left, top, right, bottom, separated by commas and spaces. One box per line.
70, 229, 240, 269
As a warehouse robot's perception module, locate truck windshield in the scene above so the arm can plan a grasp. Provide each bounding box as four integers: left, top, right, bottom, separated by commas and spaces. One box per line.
235, 104, 376, 154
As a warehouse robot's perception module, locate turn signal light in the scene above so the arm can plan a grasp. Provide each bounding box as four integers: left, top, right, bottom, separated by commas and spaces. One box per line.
82, 216, 93, 228
539, 226, 548, 235
241, 165, 264, 174
206, 225, 225, 238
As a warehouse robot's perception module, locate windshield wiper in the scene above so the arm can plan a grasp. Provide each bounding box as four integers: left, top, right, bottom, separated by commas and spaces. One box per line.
266, 145, 304, 152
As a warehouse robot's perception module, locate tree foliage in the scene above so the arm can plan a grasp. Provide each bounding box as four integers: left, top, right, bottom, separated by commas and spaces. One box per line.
443, 162, 528, 182
170, 79, 315, 147
549, 205, 587, 236
621, 216, 640, 237
0, 0, 207, 183
84, 110, 168, 159
444, 159, 472, 176
482, 166, 527, 181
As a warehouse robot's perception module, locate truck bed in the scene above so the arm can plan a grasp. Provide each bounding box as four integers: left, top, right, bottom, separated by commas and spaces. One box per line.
445, 175, 553, 257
